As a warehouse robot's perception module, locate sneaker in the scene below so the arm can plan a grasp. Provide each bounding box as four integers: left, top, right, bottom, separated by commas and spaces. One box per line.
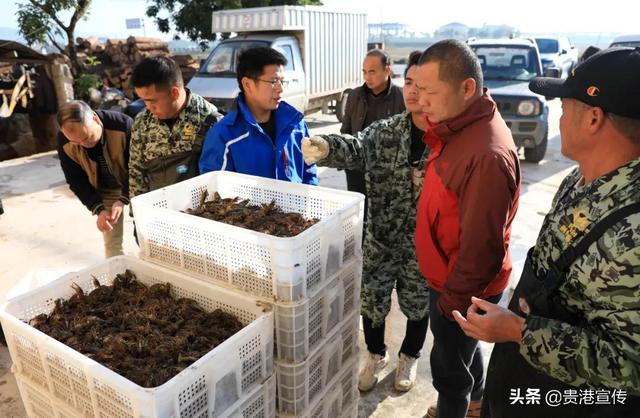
394, 352, 418, 392
425, 399, 482, 418
358, 351, 389, 392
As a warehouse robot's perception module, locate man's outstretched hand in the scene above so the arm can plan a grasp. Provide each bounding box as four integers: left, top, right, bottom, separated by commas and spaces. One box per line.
453, 296, 526, 343
301, 136, 329, 164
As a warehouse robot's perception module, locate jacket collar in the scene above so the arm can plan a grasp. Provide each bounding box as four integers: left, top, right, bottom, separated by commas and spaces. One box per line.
362, 77, 393, 98
222, 94, 303, 131
429, 89, 496, 140
561, 157, 640, 209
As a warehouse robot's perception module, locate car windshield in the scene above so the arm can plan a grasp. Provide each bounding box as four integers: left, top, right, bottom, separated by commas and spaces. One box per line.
200, 40, 270, 76
535, 38, 559, 54
610, 41, 640, 48
472, 46, 541, 81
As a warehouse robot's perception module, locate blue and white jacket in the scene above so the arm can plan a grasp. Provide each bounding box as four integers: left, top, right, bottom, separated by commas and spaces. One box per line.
199, 95, 318, 185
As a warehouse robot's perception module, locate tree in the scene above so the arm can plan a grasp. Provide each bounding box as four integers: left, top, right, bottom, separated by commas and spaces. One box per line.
16, 0, 92, 75
146, 0, 322, 49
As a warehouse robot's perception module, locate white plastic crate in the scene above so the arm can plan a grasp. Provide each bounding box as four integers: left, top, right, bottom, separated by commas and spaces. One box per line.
16, 374, 81, 418
275, 311, 359, 415
16, 372, 279, 418
0, 256, 274, 418
339, 400, 358, 418
276, 356, 358, 418
329, 359, 359, 418
217, 374, 276, 418
275, 258, 361, 362
131, 171, 364, 302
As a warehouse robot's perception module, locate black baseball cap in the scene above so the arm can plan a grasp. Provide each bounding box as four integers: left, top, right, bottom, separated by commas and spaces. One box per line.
529, 47, 640, 119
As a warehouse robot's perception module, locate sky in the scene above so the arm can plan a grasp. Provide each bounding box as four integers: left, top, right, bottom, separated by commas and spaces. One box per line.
323, 0, 638, 35
0, 0, 637, 41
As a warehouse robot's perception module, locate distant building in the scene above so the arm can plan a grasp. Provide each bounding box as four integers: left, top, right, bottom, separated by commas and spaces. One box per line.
369, 23, 409, 40
434, 22, 470, 40
469, 25, 519, 39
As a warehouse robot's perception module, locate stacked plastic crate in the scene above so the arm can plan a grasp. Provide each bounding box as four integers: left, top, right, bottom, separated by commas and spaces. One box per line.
0, 257, 276, 418
130, 171, 365, 417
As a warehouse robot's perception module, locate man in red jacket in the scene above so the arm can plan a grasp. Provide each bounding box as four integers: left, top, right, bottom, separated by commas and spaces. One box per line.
414, 40, 521, 418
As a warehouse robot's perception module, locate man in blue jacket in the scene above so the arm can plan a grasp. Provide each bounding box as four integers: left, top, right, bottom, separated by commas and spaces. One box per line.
199, 47, 318, 184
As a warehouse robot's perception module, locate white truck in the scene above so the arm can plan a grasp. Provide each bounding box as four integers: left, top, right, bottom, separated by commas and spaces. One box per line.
187, 6, 367, 121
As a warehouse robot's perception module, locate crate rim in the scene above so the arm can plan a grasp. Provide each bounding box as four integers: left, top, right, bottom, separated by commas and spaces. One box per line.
130, 171, 365, 243
0, 255, 274, 393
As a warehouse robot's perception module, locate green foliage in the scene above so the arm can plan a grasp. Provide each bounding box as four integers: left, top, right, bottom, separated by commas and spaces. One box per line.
146, 0, 322, 49
85, 55, 101, 66
75, 73, 102, 99
16, 1, 92, 74
17, 3, 56, 46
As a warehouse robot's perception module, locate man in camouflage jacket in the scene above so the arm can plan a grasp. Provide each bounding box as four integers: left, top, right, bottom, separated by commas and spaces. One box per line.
303, 51, 429, 393
454, 47, 640, 417
128, 56, 221, 198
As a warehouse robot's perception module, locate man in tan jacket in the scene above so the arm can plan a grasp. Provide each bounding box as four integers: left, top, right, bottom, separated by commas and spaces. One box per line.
57, 100, 132, 257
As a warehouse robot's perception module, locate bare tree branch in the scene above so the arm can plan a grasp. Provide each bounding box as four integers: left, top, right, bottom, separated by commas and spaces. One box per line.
28, 0, 68, 32
22, 0, 93, 75
46, 32, 65, 53
67, 0, 92, 35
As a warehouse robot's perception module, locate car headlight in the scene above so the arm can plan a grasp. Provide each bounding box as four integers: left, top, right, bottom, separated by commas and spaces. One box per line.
517, 100, 540, 116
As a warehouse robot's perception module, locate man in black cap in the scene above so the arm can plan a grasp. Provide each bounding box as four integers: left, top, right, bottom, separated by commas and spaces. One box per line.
452, 47, 640, 417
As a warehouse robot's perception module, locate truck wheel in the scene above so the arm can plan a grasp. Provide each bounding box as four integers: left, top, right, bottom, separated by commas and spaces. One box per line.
336, 89, 351, 123
524, 131, 548, 163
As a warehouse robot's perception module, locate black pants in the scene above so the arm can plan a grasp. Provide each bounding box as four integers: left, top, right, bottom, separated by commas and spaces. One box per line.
430, 290, 502, 418
363, 312, 430, 358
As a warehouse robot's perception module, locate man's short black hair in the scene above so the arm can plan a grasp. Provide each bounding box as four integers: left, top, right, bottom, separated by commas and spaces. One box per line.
418, 39, 483, 94
237, 47, 287, 93
366, 48, 391, 67
404, 50, 422, 78
131, 56, 183, 89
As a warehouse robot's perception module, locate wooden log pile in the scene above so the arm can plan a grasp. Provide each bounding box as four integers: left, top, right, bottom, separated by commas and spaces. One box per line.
104, 37, 170, 65
173, 54, 199, 83
0, 63, 12, 78
74, 36, 199, 99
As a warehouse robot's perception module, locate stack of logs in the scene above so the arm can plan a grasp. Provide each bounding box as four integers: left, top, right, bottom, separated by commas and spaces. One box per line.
75, 36, 199, 98
0, 63, 12, 78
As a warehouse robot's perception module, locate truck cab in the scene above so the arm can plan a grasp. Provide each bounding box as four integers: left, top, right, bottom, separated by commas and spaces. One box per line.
468, 37, 550, 163
188, 34, 305, 114
186, 6, 366, 118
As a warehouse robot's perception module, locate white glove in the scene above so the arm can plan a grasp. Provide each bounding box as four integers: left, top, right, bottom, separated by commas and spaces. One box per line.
301, 136, 329, 164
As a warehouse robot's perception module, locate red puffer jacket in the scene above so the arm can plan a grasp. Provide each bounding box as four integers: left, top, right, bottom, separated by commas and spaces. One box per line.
415, 92, 521, 319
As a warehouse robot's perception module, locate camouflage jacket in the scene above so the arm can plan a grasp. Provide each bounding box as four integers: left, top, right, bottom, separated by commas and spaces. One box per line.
320, 111, 429, 275
521, 157, 640, 394
129, 91, 221, 197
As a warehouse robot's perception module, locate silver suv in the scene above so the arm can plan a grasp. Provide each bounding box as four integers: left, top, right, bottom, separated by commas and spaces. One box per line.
467, 38, 550, 163
610, 34, 640, 48
534, 36, 578, 79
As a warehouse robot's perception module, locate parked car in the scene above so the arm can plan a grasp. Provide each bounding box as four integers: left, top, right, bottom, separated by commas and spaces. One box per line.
534, 36, 578, 79
187, 6, 367, 121
610, 34, 640, 48
392, 58, 407, 79
468, 37, 553, 163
